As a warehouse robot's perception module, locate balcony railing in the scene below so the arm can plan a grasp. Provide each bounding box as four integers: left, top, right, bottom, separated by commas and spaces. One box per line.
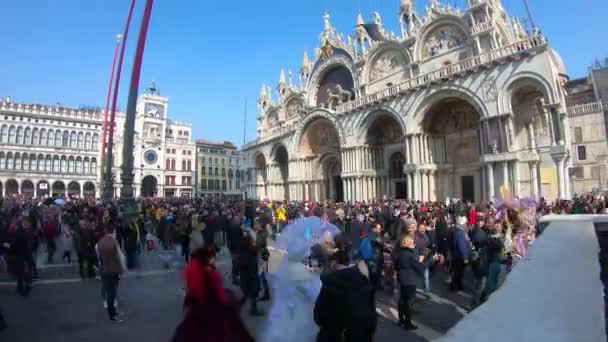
335, 35, 546, 114
567, 102, 608, 116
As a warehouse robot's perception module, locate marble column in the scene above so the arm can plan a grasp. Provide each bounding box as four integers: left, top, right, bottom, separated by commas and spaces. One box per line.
429, 171, 436, 202
530, 162, 539, 198
421, 172, 428, 201
507, 115, 515, 149
487, 163, 495, 200
405, 137, 411, 164
484, 120, 492, 152
527, 123, 537, 149
513, 161, 520, 197
412, 135, 419, 164
556, 158, 566, 199
564, 158, 571, 199
412, 171, 419, 200
406, 173, 413, 199
502, 161, 509, 193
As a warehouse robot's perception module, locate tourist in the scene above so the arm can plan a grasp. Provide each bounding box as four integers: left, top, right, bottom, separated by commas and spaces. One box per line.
96, 226, 125, 323
415, 222, 431, 293
450, 216, 470, 292
470, 215, 489, 307
314, 238, 377, 341
226, 215, 243, 285
172, 246, 254, 342
255, 222, 271, 302
9, 220, 34, 297
238, 233, 263, 316
395, 235, 426, 330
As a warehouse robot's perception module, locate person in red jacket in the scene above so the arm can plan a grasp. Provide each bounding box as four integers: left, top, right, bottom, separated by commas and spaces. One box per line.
172, 245, 254, 342
42, 215, 58, 264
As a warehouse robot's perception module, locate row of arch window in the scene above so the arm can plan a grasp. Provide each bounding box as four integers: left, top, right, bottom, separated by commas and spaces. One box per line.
0, 125, 99, 150
0, 152, 97, 175
201, 167, 241, 178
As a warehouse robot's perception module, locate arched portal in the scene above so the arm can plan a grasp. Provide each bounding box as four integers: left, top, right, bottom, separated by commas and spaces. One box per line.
298, 117, 342, 201
315, 66, 355, 110
364, 112, 405, 200
52, 181, 66, 197
83, 182, 96, 198
271, 144, 289, 201
141, 175, 158, 197
5, 179, 18, 196
254, 153, 268, 200
421, 97, 482, 202
21, 180, 34, 198
68, 181, 81, 197
37, 180, 49, 197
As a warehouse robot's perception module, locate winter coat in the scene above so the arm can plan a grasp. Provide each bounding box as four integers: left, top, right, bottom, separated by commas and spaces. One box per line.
314, 266, 377, 342
395, 247, 425, 287
226, 224, 243, 253
57, 224, 74, 253
238, 242, 259, 298
451, 226, 470, 260
173, 263, 254, 342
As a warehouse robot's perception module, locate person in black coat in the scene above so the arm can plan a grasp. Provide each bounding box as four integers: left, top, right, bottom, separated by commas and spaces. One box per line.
255, 223, 271, 301
314, 243, 377, 342
226, 216, 244, 285
238, 233, 262, 316
9, 222, 34, 296
395, 235, 426, 330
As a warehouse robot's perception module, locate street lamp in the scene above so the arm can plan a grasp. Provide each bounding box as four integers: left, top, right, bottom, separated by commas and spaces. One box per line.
119, 0, 155, 218
100, 33, 122, 191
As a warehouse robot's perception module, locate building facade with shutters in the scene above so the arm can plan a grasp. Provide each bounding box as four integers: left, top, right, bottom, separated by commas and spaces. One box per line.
110, 85, 196, 198
0, 98, 101, 197
195, 140, 244, 199
566, 60, 608, 194
242, 0, 574, 202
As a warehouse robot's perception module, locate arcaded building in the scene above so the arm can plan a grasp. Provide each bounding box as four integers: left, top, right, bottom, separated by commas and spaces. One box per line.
243, 0, 573, 202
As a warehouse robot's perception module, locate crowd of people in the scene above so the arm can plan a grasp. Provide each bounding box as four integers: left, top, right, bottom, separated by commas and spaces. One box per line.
0, 193, 605, 339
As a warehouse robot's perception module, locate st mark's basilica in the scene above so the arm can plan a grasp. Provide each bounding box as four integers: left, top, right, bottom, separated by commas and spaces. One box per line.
242, 0, 571, 203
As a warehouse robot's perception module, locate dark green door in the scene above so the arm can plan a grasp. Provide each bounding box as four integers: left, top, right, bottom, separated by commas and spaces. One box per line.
461, 175, 474, 202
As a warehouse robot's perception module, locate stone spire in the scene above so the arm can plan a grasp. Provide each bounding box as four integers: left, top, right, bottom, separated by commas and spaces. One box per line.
259, 83, 267, 99
300, 50, 312, 87
356, 12, 365, 28
278, 69, 286, 85
400, 0, 418, 37
301, 50, 311, 71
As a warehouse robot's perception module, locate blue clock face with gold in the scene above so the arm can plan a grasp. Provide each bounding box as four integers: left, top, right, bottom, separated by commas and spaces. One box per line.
144, 150, 158, 164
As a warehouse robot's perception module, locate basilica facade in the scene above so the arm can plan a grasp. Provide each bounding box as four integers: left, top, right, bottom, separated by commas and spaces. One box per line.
243, 0, 572, 203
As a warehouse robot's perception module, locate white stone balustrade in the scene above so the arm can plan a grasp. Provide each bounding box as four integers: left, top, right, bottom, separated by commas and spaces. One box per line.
336, 35, 546, 114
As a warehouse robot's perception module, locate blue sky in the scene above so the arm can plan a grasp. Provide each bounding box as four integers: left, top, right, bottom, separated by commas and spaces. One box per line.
1, 0, 606, 147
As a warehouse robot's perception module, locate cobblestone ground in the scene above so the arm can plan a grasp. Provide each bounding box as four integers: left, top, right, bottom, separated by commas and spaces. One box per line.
0, 246, 473, 342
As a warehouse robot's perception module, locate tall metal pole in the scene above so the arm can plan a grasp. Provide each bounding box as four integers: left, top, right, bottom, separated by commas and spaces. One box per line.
523, 0, 536, 30
119, 0, 155, 217
242, 98, 247, 146
100, 34, 122, 188
103, 0, 137, 202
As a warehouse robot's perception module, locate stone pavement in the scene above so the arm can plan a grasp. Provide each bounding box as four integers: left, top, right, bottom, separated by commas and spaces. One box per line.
0, 246, 473, 342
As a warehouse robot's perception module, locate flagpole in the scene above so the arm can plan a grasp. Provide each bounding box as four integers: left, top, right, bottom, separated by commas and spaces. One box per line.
243, 98, 247, 146
523, 0, 536, 30
100, 34, 122, 187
